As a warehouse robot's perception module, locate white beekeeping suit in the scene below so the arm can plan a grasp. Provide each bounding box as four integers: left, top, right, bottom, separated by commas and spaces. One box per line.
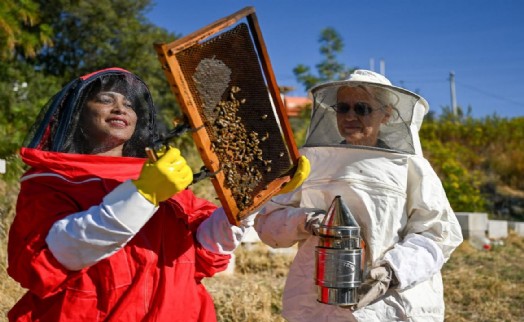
255, 70, 463, 322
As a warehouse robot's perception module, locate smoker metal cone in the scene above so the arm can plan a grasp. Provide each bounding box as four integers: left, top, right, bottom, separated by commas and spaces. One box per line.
322, 195, 359, 228
318, 196, 360, 239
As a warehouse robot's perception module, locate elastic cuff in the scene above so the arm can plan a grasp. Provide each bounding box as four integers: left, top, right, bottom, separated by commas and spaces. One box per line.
385, 263, 400, 288
104, 180, 158, 233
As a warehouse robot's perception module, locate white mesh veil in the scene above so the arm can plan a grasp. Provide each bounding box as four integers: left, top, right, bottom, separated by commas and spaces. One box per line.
304, 70, 429, 155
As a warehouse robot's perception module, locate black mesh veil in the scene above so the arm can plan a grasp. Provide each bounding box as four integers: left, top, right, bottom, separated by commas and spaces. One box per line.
24, 68, 157, 157
304, 70, 429, 156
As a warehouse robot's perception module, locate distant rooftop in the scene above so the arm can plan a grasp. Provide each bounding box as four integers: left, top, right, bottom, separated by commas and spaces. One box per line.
282, 95, 311, 117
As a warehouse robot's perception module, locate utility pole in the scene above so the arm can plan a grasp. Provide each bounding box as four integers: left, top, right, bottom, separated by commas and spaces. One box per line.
449, 71, 458, 116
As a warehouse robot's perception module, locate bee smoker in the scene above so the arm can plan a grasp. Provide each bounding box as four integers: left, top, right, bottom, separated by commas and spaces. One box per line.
315, 195, 363, 306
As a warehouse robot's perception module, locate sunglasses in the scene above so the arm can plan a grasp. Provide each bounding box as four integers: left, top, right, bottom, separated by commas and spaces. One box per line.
331, 102, 377, 116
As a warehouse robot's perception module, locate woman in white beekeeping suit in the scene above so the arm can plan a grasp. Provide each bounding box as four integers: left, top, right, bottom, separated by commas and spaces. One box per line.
254, 69, 463, 321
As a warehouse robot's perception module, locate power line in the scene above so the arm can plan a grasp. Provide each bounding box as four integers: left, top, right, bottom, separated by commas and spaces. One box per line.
394, 79, 446, 85
455, 80, 524, 108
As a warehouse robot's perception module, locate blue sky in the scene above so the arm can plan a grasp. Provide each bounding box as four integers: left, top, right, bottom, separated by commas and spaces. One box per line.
146, 0, 524, 118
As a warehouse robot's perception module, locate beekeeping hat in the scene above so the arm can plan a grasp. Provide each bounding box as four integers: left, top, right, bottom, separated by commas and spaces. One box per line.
304, 69, 429, 155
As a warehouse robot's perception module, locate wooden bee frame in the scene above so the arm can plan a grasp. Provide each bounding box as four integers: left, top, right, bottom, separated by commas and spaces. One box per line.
154, 7, 300, 225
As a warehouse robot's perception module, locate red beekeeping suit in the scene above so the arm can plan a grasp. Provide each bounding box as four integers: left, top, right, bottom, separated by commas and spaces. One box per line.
7, 68, 232, 321
8, 148, 230, 321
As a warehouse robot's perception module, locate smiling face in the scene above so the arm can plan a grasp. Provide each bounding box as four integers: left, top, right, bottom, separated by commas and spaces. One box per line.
335, 86, 391, 146
79, 91, 137, 156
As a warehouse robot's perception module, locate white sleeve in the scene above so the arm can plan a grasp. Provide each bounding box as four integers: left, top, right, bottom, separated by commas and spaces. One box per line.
196, 207, 254, 255
379, 233, 444, 289
382, 157, 463, 289
406, 157, 463, 259
254, 192, 325, 248
46, 180, 158, 271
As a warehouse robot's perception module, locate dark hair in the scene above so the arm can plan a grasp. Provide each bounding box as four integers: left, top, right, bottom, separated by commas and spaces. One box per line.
65, 73, 156, 157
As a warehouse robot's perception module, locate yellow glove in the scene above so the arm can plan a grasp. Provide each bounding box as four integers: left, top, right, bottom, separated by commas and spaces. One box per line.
132, 147, 193, 205
278, 155, 310, 195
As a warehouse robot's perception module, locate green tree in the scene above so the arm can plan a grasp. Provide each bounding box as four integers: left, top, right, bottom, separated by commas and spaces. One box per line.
0, 0, 55, 165
31, 0, 181, 115
293, 27, 355, 91
0, 61, 61, 151
0, 0, 52, 59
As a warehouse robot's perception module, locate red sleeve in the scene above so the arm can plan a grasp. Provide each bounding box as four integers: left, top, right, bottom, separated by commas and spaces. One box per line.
7, 180, 84, 298
170, 190, 231, 279
171, 189, 218, 228
194, 244, 231, 280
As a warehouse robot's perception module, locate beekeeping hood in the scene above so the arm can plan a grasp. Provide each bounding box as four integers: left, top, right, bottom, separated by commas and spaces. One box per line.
304, 70, 429, 155
23, 68, 157, 157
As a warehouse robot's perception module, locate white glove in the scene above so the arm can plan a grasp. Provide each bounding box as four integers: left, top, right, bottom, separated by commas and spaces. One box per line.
356, 265, 398, 309
240, 211, 258, 228
304, 209, 326, 235
196, 208, 256, 254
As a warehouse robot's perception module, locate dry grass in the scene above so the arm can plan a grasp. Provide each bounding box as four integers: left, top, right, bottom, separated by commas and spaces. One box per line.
1, 177, 523, 322
203, 244, 293, 322
0, 180, 24, 320
442, 233, 524, 322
